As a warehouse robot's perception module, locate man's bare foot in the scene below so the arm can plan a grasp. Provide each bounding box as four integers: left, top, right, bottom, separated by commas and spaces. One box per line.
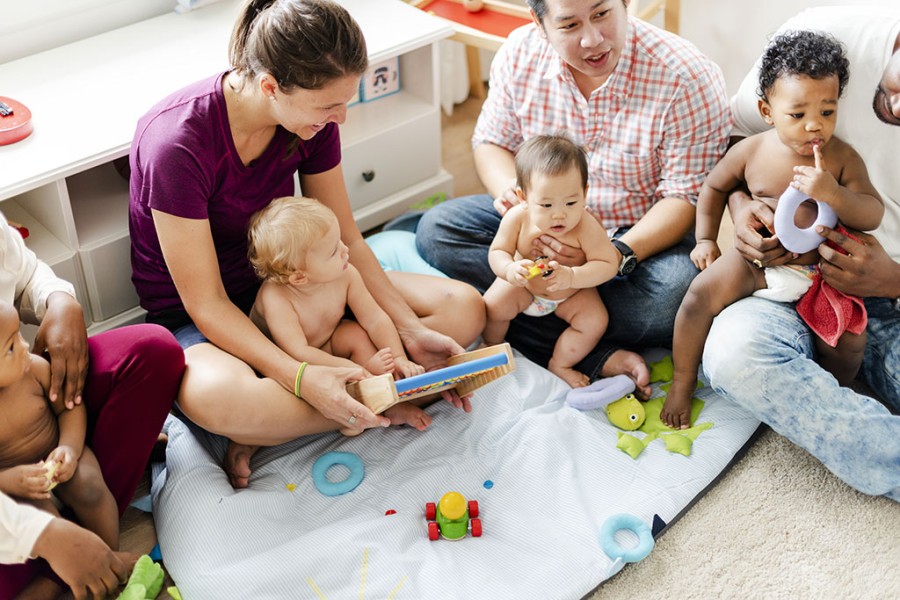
224, 441, 258, 489
600, 350, 651, 399
15, 576, 62, 600
364, 348, 394, 376
660, 378, 695, 430
548, 360, 590, 388
383, 403, 433, 431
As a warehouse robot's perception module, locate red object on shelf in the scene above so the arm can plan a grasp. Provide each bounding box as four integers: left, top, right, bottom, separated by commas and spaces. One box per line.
0, 96, 34, 146
416, 0, 530, 39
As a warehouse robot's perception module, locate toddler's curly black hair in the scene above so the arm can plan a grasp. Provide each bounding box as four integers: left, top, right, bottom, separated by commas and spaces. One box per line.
757, 30, 849, 101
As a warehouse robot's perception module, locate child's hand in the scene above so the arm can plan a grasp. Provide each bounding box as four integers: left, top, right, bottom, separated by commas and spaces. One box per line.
505, 260, 531, 286
394, 356, 425, 379
46, 446, 78, 484
792, 143, 839, 205
544, 262, 573, 292
691, 240, 721, 270
0, 464, 54, 499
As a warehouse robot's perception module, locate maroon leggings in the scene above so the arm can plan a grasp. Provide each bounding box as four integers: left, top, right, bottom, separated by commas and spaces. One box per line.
0, 324, 184, 599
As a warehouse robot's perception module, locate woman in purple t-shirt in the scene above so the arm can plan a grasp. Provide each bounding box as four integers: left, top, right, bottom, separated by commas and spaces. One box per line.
128, 0, 484, 488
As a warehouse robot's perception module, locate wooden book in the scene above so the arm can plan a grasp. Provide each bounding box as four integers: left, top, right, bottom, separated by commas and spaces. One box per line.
346, 343, 516, 414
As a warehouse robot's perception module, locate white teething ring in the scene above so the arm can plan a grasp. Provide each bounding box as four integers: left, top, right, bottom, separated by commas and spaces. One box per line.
773, 186, 837, 254
565, 374, 636, 410
599, 513, 654, 563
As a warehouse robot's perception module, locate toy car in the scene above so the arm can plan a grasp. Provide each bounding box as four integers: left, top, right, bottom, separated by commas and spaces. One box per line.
525, 256, 553, 280
425, 491, 482, 541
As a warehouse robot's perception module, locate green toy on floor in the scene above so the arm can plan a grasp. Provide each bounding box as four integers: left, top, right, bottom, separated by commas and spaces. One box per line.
116, 555, 182, 600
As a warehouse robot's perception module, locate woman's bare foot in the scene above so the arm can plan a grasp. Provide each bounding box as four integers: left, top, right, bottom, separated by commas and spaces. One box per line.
660, 378, 695, 430
364, 348, 394, 376
224, 441, 259, 489
548, 360, 590, 388
383, 403, 433, 431
600, 350, 651, 399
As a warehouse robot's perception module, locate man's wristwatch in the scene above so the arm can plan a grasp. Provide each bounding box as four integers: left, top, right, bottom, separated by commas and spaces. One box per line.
892, 296, 900, 312
611, 238, 637, 276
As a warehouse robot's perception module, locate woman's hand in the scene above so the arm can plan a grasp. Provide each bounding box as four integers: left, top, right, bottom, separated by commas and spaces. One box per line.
298, 363, 390, 430
817, 226, 900, 298
531, 234, 586, 268
730, 193, 796, 268
32, 292, 88, 410
400, 326, 473, 413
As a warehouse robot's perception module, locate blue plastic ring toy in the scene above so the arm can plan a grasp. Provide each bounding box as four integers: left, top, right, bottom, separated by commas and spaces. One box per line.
599, 514, 654, 563
312, 451, 365, 496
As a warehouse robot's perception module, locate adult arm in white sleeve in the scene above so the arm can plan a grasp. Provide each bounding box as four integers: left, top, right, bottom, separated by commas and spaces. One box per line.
0, 490, 54, 564
0, 211, 76, 325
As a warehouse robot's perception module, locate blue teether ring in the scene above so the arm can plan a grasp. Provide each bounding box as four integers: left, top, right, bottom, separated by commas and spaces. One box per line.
599, 514, 654, 563
566, 374, 636, 410
312, 451, 365, 496
773, 186, 838, 254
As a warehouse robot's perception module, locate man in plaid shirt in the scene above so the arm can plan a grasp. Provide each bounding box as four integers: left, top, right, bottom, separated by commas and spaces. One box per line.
417, 0, 730, 394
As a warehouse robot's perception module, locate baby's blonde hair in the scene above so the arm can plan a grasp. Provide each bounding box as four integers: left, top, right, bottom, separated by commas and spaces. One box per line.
248, 196, 337, 284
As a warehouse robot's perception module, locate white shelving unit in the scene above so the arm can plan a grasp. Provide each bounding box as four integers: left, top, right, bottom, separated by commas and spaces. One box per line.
0, 0, 454, 335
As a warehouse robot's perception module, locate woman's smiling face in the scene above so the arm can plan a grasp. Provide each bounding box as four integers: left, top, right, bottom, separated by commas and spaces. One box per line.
272, 75, 361, 140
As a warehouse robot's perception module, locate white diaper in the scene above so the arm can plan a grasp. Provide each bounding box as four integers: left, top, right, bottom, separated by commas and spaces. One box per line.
523, 294, 566, 317
752, 265, 817, 302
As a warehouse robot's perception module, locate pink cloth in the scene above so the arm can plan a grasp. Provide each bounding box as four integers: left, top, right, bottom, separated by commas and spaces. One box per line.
796, 273, 867, 347
0, 324, 184, 598
795, 226, 867, 347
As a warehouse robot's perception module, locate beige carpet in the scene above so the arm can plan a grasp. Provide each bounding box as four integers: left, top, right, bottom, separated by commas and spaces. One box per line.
589, 427, 899, 599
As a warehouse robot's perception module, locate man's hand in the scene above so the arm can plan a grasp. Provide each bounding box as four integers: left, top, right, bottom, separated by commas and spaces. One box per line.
530, 234, 586, 267
730, 194, 796, 268
817, 226, 900, 298
492, 183, 520, 216
32, 518, 130, 600
400, 326, 473, 413
32, 292, 88, 409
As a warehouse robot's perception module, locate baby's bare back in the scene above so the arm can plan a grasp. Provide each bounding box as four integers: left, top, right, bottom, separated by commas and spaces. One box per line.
0, 374, 58, 469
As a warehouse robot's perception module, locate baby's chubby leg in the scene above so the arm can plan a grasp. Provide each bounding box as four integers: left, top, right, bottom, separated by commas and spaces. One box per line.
482, 278, 533, 345
664, 250, 765, 429
551, 289, 608, 388
331, 320, 394, 375
815, 330, 866, 386
53, 447, 119, 549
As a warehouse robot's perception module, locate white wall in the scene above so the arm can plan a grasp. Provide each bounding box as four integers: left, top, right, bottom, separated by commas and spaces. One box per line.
678, 0, 899, 95
0, 0, 172, 64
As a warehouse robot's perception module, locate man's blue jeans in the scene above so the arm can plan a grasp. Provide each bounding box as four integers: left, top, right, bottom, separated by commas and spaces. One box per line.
704, 296, 900, 501
415, 194, 697, 378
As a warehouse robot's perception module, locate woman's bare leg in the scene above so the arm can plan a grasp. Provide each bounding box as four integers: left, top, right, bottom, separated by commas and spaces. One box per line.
177, 343, 344, 487
387, 272, 485, 347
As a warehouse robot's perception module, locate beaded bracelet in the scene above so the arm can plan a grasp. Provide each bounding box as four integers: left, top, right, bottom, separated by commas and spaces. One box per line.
294, 362, 309, 398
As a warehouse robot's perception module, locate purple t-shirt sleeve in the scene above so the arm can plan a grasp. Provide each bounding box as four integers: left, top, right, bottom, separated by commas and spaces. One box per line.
129, 73, 343, 317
